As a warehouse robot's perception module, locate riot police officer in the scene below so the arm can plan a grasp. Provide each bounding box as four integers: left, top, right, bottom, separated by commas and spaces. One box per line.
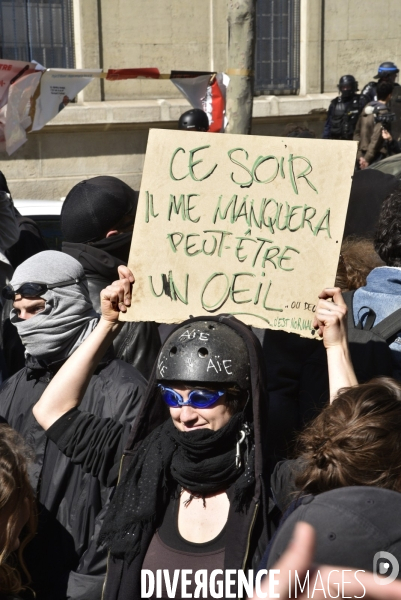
360, 61, 399, 108
323, 75, 362, 140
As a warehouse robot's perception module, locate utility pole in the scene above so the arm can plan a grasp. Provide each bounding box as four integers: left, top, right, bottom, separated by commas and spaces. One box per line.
225, 0, 257, 135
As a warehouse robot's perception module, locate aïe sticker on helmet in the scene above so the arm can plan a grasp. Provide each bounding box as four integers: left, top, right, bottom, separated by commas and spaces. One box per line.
157, 321, 250, 389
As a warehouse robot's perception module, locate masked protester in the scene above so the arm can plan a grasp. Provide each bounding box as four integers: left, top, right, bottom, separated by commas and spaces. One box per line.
61, 176, 161, 379
33, 272, 356, 599
0, 251, 147, 600
33, 266, 276, 599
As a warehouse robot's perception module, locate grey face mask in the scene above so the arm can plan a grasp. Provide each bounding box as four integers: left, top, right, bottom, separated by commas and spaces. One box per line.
10, 250, 99, 364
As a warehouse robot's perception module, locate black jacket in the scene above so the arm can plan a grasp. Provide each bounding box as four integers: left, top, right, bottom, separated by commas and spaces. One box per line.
0, 353, 147, 600
45, 315, 277, 600
253, 328, 329, 461
63, 240, 161, 380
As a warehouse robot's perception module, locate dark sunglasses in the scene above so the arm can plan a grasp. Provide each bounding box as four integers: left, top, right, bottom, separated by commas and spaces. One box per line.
2, 276, 84, 301
158, 385, 225, 409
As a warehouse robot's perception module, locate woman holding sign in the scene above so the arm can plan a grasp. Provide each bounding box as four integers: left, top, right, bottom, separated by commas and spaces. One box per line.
32, 268, 354, 599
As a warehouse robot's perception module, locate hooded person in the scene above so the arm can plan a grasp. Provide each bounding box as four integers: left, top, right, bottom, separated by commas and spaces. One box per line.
61, 175, 161, 379
0, 170, 49, 380
33, 267, 277, 599
0, 251, 147, 600
0, 173, 20, 299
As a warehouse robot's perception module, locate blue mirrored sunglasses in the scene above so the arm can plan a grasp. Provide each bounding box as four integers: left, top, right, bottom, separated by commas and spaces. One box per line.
158, 385, 225, 409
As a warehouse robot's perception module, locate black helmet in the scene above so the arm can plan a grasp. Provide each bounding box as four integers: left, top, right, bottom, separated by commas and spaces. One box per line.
338, 74, 358, 98
374, 61, 399, 79
178, 108, 209, 131
156, 320, 251, 390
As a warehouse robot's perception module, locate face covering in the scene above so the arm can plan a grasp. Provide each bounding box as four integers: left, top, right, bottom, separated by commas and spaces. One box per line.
10, 250, 98, 364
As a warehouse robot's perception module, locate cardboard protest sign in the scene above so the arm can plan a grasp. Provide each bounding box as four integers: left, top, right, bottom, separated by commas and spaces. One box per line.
123, 129, 356, 337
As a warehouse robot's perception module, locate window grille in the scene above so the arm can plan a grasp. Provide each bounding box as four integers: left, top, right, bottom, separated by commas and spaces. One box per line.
255, 0, 300, 95
0, 0, 75, 68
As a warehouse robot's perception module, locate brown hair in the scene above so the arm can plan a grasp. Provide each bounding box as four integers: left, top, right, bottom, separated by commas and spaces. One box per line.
335, 236, 384, 292
295, 379, 401, 495
0, 425, 36, 595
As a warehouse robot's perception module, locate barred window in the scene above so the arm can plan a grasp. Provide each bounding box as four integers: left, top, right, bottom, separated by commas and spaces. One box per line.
255, 0, 300, 95
0, 0, 75, 68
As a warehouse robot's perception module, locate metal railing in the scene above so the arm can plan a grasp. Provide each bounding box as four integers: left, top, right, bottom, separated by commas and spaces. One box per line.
255, 0, 300, 95
0, 0, 74, 68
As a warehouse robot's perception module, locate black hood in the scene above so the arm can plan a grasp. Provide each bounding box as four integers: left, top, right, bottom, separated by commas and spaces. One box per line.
344, 170, 398, 238
124, 313, 270, 499
62, 233, 132, 281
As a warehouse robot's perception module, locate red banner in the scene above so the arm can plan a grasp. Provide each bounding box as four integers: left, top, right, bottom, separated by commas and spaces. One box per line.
106, 68, 160, 80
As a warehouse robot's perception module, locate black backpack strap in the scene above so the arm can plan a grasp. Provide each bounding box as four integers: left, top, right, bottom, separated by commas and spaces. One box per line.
356, 308, 377, 331
343, 291, 376, 330
372, 307, 401, 341
343, 290, 356, 330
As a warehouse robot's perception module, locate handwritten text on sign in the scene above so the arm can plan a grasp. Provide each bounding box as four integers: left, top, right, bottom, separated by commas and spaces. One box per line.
123, 129, 356, 337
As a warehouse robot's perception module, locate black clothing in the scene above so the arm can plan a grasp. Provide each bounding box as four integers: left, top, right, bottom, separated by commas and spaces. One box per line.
46, 315, 275, 600
253, 328, 329, 461
6, 210, 48, 270
323, 94, 362, 140
360, 80, 401, 109
0, 209, 49, 380
100, 413, 253, 564
270, 458, 306, 511
63, 239, 161, 379
1, 304, 26, 378
61, 176, 138, 243
360, 81, 377, 108
0, 354, 146, 600
343, 169, 399, 238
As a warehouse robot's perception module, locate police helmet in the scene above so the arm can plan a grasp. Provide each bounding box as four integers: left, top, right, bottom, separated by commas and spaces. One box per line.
178, 109, 209, 131
374, 62, 399, 79
156, 321, 251, 390
338, 75, 358, 97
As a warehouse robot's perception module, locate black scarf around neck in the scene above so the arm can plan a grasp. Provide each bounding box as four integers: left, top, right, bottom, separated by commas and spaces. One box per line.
90, 231, 132, 264
99, 413, 255, 564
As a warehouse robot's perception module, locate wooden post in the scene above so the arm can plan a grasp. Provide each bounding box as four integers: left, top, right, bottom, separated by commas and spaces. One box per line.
225, 0, 257, 135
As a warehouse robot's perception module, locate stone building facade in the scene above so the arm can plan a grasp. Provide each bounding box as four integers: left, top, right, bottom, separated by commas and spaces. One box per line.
1, 0, 400, 199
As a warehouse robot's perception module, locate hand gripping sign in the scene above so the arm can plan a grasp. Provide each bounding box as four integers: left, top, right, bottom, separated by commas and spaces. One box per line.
122, 129, 357, 338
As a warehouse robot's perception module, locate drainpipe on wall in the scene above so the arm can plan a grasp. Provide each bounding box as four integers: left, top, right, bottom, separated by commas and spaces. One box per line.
299, 0, 308, 96
97, 0, 105, 101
